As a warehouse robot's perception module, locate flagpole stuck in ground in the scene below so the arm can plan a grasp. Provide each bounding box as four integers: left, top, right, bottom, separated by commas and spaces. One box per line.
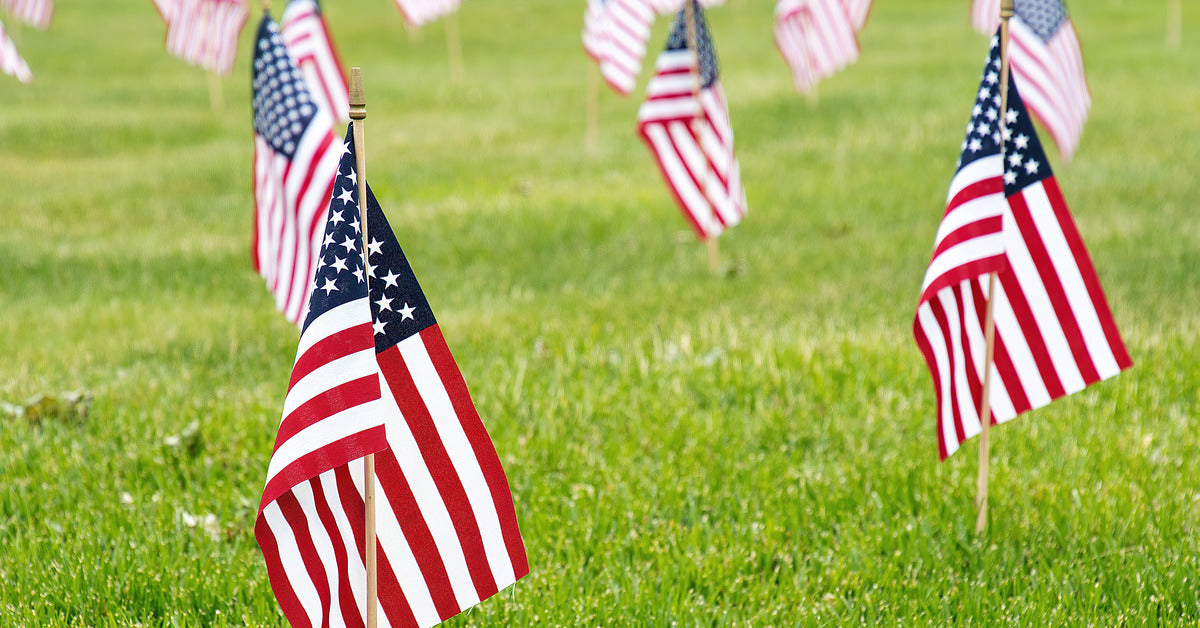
975, 0, 1014, 536
683, 0, 721, 274
348, 66, 380, 628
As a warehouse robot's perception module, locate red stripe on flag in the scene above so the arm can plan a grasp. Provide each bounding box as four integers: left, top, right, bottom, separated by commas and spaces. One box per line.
931, 216, 1004, 262
255, 514, 311, 628
261, 427, 386, 510
337, 464, 420, 628
289, 322, 375, 387
997, 270, 1066, 400
373, 449, 462, 620
421, 326, 530, 577
275, 375, 381, 447
309, 476, 366, 628
1041, 177, 1132, 371
947, 177, 1004, 213
926, 296, 964, 449
376, 345, 500, 600
276, 489, 334, 628
964, 278, 991, 426
1006, 189, 1100, 384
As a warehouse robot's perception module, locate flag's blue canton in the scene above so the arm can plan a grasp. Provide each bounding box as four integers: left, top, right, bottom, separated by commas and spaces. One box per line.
1000, 75, 1053, 196
956, 34, 1055, 195
302, 126, 366, 331
364, 179, 437, 352
1015, 0, 1067, 42
252, 16, 317, 159
956, 36, 1006, 171
666, 1, 718, 89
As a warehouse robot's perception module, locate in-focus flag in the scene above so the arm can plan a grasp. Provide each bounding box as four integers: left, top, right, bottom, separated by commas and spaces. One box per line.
0, 0, 52, 30
913, 35, 1130, 460
282, 0, 349, 122
637, 1, 746, 240
153, 0, 249, 76
257, 125, 529, 628
0, 18, 31, 83
252, 14, 340, 326
394, 0, 460, 28
773, 0, 860, 94
970, 0, 1089, 161
582, 0, 656, 96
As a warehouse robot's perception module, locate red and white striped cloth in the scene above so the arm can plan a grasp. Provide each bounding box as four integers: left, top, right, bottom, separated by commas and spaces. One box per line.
840, 0, 870, 31
0, 18, 31, 83
773, 0, 860, 94
282, 0, 349, 122
258, 125, 528, 628
0, 0, 51, 30
638, 3, 746, 240
582, 0, 656, 96
970, 0, 1090, 162
393, 0, 460, 28
152, 0, 248, 76
914, 37, 1129, 460
251, 15, 340, 326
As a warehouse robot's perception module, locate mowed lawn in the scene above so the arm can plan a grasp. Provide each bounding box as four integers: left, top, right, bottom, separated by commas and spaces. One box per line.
2, 0, 1199, 625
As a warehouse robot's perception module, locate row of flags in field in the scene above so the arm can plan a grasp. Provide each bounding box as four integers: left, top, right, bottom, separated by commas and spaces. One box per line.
249, 8, 528, 628
581, 0, 1091, 250
2, 0, 1126, 623
774, 0, 870, 95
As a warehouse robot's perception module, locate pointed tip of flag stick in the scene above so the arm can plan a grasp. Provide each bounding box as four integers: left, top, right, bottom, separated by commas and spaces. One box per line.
349, 67, 366, 120
261, 0, 271, 14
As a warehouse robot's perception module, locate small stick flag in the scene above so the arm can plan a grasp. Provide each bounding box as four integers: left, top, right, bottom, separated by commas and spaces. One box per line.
913, 34, 1130, 460
257, 125, 529, 628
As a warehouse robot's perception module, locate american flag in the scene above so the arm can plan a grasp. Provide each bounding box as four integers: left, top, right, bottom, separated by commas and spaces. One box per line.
0, 0, 52, 30
650, 0, 723, 16
840, 0, 871, 31
152, 0, 248, 76
970, 0, 1089, 161
773, 0, 860, 94
582, 0, 656, 96
637, 2, 746, 240
252, 14, 340, 327
257, 126, 529, 628
282, 0, 349, 122
913, 36, 1130, 460
0, 18, 31, 83
393, 0, 460, 28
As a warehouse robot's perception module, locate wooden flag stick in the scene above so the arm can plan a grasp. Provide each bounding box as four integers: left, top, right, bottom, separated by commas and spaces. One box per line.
445, 12, 465, 83
976, 272, 999, 533
349, 67, 379, 628
684, 0, 720, 274
1167, 0, 1182, 50
976, 0, 1015, 535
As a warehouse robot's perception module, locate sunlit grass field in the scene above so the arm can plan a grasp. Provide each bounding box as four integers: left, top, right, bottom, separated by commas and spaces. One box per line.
2, 0, 1199, 625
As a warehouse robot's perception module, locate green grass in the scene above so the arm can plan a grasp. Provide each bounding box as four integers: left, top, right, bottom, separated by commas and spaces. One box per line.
2, 0, 1199, 625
